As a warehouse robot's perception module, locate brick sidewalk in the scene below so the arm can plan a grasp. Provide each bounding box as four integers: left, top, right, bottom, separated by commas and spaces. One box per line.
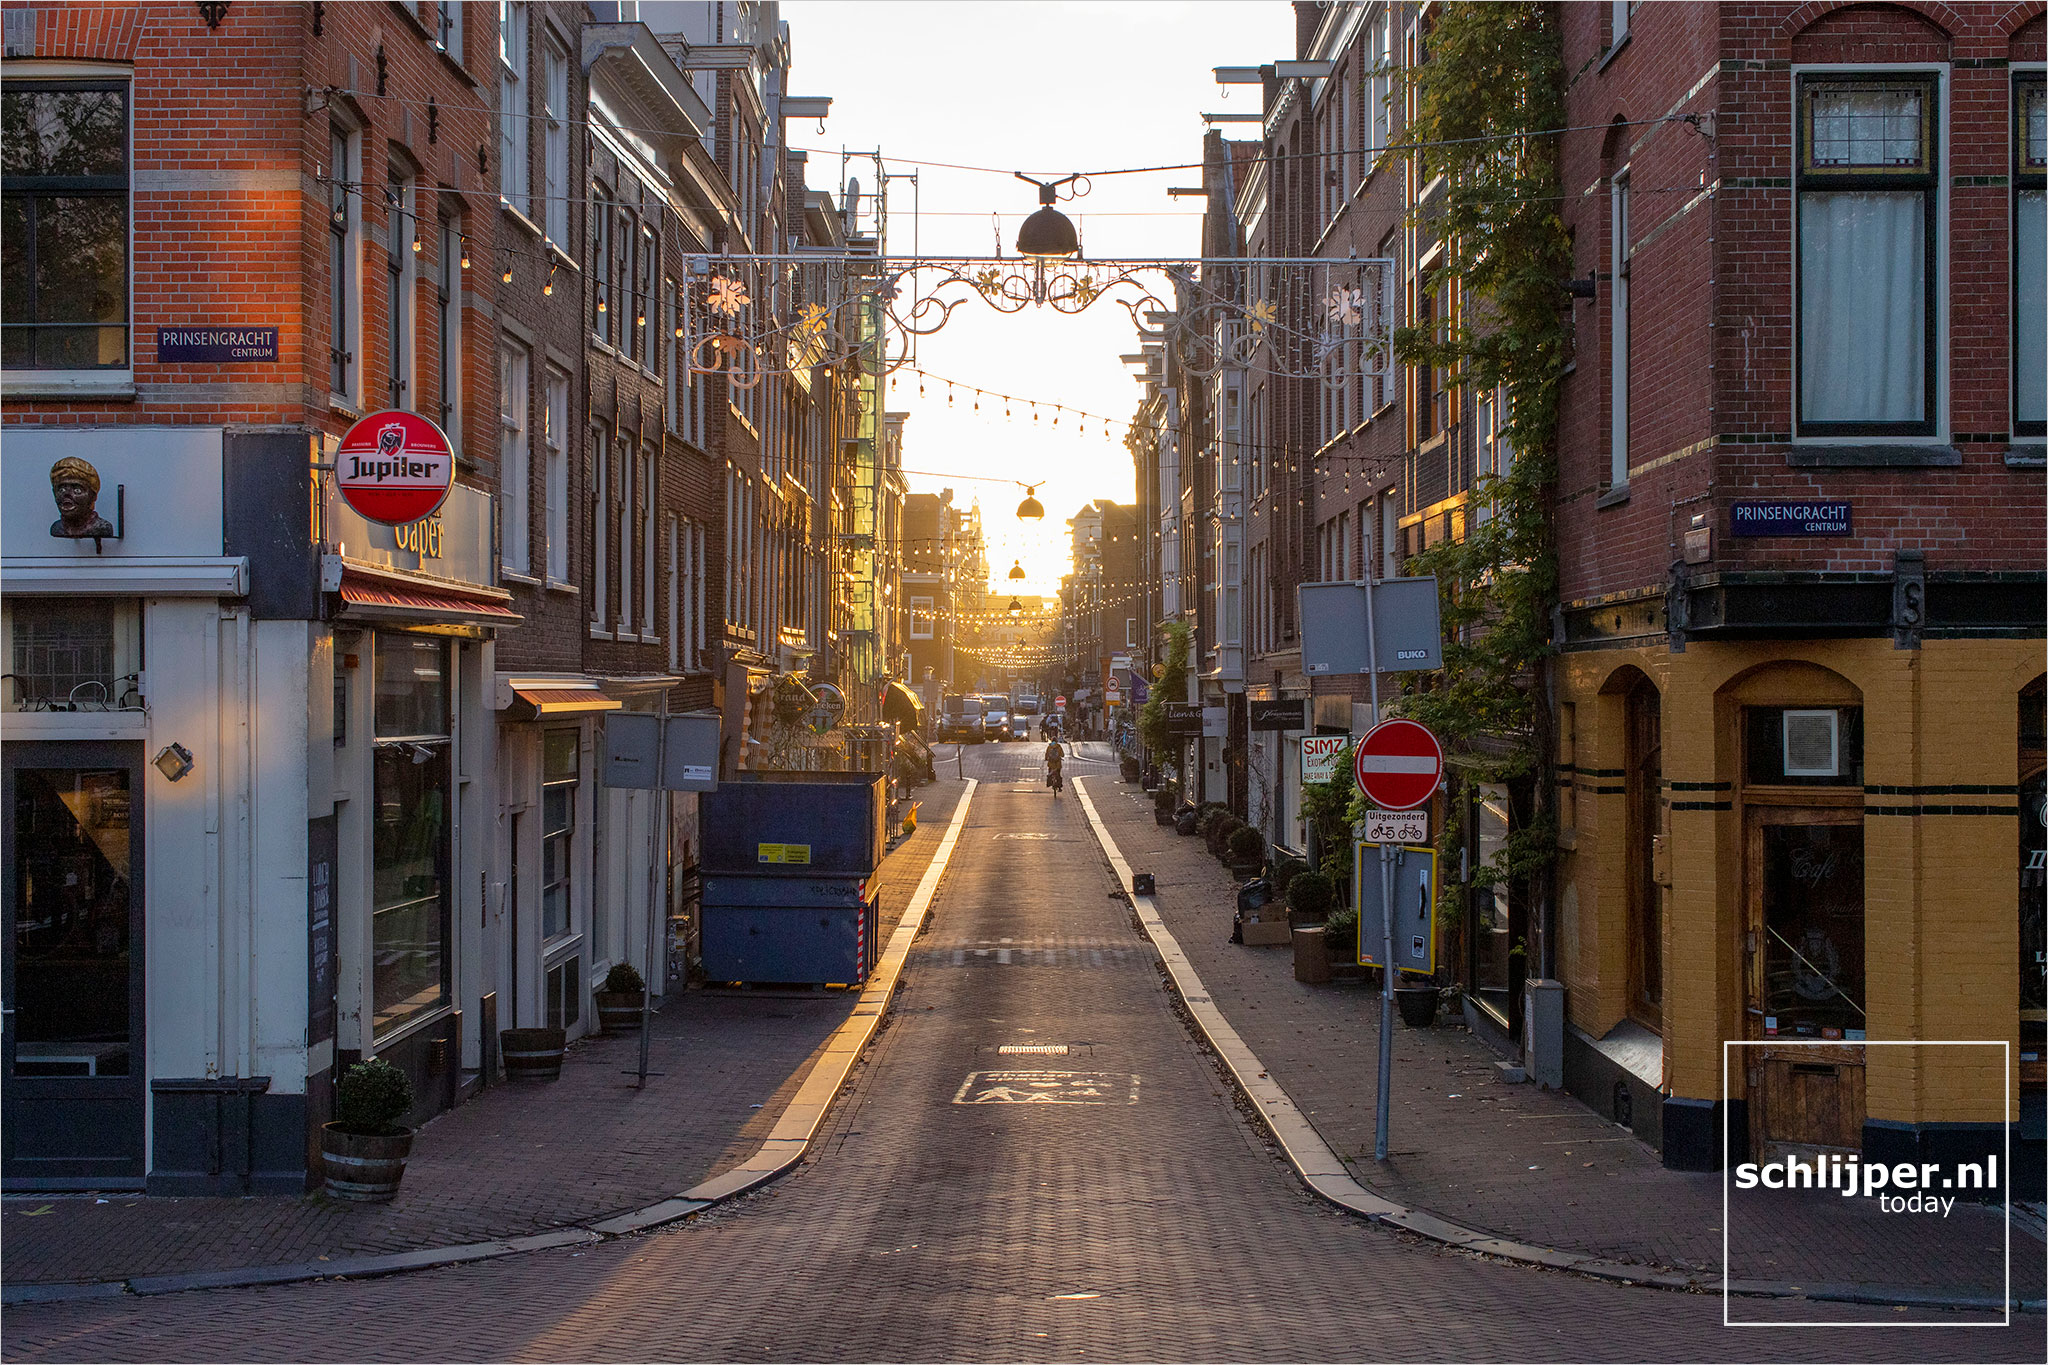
1, 776, 965, 1289
1083, 776, 2043, 1302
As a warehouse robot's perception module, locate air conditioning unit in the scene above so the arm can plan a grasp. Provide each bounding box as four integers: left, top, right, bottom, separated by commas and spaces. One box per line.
1782, 709, 1839, 778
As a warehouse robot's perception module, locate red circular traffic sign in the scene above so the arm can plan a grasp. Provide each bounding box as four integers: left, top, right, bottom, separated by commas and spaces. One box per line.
1354, 719, 1443, 810
336, 410, 455, 525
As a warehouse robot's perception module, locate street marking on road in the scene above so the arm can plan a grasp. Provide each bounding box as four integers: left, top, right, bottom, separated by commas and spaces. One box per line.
998, 1043, 1070, 1055
951, 1070, 1140, 1105
992, 832, 1054, 840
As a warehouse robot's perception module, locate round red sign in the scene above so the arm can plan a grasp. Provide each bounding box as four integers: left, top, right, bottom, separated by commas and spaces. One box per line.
335, 410, 455, 526
1353, 719, 1444, 811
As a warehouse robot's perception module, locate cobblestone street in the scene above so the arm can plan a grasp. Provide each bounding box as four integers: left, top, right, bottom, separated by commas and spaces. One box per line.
3, 745, 2036, 1362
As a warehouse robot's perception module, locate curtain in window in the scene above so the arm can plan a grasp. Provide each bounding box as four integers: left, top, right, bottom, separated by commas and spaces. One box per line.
1799, 192, 1923, 423
2018, 191, 2045, 426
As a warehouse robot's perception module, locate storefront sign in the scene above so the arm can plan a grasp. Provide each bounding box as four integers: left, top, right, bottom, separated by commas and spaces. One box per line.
1251, 699, 1307, 731
306, 814, 337, 1050
1301, 735, 1348, 784
1163, 702, 1203, 737
1730, 500, 1852, 537
156, 326, 278, 363
1362, 807, 1429, 844
393, 514, 443, 559
335, 410, 455, 525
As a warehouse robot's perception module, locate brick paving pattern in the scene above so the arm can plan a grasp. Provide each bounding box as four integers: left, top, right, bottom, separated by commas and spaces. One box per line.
0, 776, 966, 1289
1083, 773, 2041, 1302
2, 746, 2033, 1362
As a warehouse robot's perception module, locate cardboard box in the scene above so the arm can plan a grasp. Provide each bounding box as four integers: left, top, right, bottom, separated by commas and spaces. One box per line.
1241, 920, 1293, 946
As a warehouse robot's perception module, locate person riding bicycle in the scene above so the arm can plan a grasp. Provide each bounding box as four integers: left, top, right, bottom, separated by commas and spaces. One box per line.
1043, 736, 1064, 795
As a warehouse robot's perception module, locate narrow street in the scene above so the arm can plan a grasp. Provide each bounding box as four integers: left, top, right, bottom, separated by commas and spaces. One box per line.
4, 742, 2032, 1364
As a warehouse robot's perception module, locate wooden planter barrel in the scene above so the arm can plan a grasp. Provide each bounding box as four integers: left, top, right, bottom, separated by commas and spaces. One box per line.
595, 990, 645, 1034
500, 1026, 567, 1081
320, 1124, 415, 1202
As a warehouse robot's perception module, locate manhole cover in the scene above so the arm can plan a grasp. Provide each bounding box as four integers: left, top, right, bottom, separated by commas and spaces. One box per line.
998, 1043, 1069, 1055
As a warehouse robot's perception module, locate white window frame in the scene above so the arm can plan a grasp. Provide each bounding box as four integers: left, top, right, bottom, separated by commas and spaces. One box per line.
542, 34, 569, 247
640, 446, 657, 638
2017, 69, 2046, 439
387, 168, 417, 410
590, 426, 609, 634
435, 216, 462, 444
329, 121, 362, 407
544, 366, 569, 582
499, 338, 531, 574
498, 1, 530, 219
1789, 63, 1949, 444
910, 595, 934, 640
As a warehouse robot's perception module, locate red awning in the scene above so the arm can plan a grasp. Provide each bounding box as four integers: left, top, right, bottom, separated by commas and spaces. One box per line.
503, 685, 622, 719
337, 567, 520, 628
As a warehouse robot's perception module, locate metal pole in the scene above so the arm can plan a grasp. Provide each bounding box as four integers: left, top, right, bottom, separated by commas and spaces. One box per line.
1363, 571, 1396, 1162
637, 692, 666, 1088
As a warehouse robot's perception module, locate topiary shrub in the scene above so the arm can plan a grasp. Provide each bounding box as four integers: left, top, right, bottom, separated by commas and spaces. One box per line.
1268, 856, 1308, 900
1323, 906, 1359, 956
1286, 869, 1336, 921
1206, 814, 1243, 859
1194, 803, 1229, 836
601, 961, 645, 994
1227, 824, 1266, 866
333, 1057, 414, 1136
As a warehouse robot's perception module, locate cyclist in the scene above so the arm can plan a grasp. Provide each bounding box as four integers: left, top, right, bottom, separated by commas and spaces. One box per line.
1044, 735, 1064, 796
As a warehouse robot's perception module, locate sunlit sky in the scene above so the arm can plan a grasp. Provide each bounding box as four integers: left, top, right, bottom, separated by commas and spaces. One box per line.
779, 1, 1293, 594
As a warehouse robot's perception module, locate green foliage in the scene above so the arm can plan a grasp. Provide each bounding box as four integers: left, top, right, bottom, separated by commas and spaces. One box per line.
1267, 856, 1308, 899
1286, 869, 1336, 920
1323, 906, 1359, 955
334, 1057, 413, 1136
1206, 813, 1245, 860
1227, 824, 1266, 863
601, 961, 645, 994
1299, 742, 1357, 879
1388, 2, 1568, 909
1136, 622, 1191, 764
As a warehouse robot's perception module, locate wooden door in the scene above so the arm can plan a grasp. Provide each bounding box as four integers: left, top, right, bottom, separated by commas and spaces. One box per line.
1744, 806, 1866, 1159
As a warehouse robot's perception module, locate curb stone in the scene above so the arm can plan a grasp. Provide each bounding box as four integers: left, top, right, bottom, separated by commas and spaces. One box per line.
2, 781, 980, 1307
1069, 777, 2043, 1318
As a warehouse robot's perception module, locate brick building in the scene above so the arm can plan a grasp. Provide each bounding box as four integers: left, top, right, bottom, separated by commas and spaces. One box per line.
1550, 0, 2045, 1178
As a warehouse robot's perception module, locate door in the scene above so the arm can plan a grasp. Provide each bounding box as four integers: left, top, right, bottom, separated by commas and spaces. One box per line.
2, 742, 146, 1185
1744, 806, 1865, 1159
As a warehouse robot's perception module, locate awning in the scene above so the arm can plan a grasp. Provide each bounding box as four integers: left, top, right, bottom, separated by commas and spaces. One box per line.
497, 678, 623, 721
336, 564, 521, 629
881, 681, 924, 730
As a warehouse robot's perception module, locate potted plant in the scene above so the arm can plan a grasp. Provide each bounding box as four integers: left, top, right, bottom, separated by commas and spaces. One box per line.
1203, 811, 1242, 860
1322, 906, 1364, 980
321, 1057, 416, 1202
1153, 780, 1180, 825
1268, 856, 1308, 902
1395, 977, 1441, 1027
500, 1024, 568, 1081
595, 961, 647, 1034
1226, 824, 1267, 878
1285, 868, 1336, 927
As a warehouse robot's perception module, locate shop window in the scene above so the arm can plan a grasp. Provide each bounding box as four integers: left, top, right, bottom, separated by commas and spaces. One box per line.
541, 728, 576, 942
2, 598, 141, 712
371, 636, 452, 1039
545, 954, 581, 1032
1744, 706, 1863, 786
1795, 76, 1938, 436
0, 79, 131, 372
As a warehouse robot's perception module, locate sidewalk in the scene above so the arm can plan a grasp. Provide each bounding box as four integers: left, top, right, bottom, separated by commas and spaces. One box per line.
2, 775, 966, 1292
1082, 775, 2045, 1308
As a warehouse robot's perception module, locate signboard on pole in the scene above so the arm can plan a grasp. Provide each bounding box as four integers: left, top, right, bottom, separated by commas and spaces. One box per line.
602, 711, 722, 791
1355, 842, 1437, 974
1354, 719, 1443, 811
1362, 807, 1428, 844
1301, 735, 1348, 784
1299, 577, 1443, 676
335, 409, 456, 525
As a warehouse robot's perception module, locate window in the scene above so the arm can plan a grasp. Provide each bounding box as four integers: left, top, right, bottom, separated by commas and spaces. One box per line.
542, 36, 569, 246
427, 1, 464, 62
2017, 77, 2045, 438
622, 213, 641, 365
589, 183, 612, 343
386, 169, 415, 408
638, 222, 657, 370
590, 426, 608, 630
541, 728, 577, 941
664, 277, 680, 432
910, 595, 934, 639
1609, 170, 1630, 486
1368, 10, 1392, 175
667, 516, 681, 671
1611, 0, 1633, 49
498, 339, 530, 573
1, 79, 130, 371
2, 597, 141, 711
616, 440, 635, 633
498, 1, 530, 218
435, 218, 461, 441
371, 635, 451, 1038
1796, 75, 1938, 435
640, 446, 657, 637
545, 367, 569, 581
327, 125, 358, 400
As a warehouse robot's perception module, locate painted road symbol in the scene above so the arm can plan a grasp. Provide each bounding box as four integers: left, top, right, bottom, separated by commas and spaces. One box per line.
951, 1070, 1140, 1105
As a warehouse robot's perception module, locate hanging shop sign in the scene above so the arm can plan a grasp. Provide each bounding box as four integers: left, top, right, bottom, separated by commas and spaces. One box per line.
1163, 702, 1204, 737
156, 326, 278, 363
1729, 500, 1852, 537
1301, 735, 1348, 784
1250, 699, 1307, 731
335, 410, 456, 526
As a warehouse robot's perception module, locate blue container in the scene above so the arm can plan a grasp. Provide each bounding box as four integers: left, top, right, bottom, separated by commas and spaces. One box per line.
700, 896, 880, 985
700, 774, 885, 877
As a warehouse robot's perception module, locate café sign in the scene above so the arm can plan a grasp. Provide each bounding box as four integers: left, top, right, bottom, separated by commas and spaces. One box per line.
335, 410, 456, 526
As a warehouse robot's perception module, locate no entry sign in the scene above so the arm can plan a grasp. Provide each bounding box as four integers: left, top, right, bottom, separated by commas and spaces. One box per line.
336, 410, 455, 525
1353, 719, 1443, 811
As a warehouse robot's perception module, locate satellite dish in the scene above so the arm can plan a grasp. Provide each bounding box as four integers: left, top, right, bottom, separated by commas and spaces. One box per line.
844, 177, 861, 232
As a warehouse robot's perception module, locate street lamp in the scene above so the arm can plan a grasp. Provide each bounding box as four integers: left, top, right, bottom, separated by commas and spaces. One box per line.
1014, 173, 1080, 259
1007, 598, 1023, 618
1016, 483, 1044, 522
1008, 559, 1026, 581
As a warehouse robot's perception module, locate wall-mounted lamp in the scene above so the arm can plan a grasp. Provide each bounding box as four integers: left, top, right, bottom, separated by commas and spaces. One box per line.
153, 743, 195, 783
